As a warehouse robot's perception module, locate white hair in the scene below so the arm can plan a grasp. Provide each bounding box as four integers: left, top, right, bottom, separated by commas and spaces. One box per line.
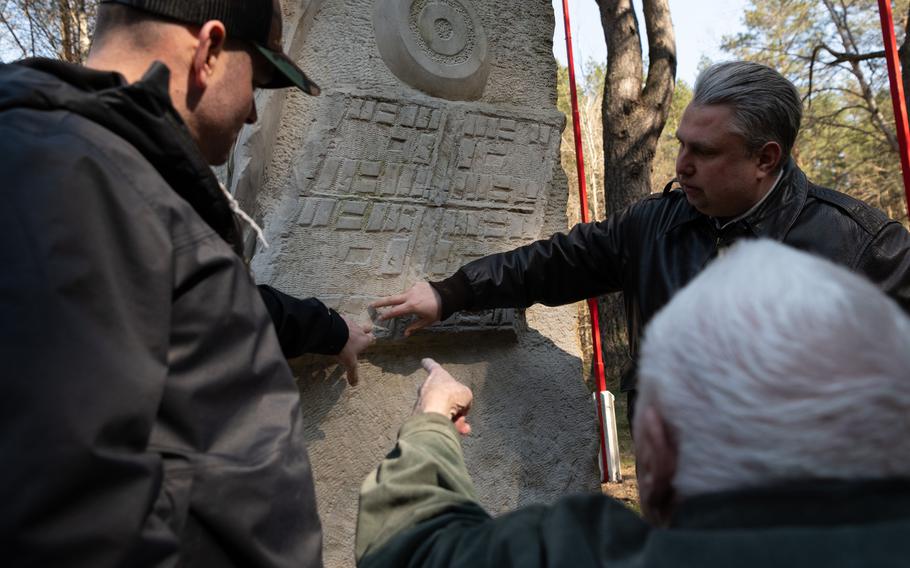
637, 239, 910, 498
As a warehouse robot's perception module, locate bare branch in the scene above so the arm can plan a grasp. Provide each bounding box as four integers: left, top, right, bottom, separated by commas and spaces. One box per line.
815, 43, 886, 65
0, 8, 29, 58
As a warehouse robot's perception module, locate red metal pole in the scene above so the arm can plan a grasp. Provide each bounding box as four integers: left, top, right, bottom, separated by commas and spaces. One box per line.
561, 0, 611, 482
878, 0, 910, 218
562, 0, 594, 227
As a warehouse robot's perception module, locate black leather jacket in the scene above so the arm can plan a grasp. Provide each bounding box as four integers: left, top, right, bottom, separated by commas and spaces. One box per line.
432, 160, 910, 392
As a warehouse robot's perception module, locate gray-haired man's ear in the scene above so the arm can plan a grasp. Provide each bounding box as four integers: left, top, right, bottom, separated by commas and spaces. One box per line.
635, 405, 678, 526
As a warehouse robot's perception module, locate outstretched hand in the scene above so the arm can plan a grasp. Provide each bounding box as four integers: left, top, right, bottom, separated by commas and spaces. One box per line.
337, 315, 375, 386
369, 282, 442, 337
414, 358, 473, 436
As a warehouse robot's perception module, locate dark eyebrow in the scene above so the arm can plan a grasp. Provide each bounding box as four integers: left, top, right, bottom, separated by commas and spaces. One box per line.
676, 133, 717, 154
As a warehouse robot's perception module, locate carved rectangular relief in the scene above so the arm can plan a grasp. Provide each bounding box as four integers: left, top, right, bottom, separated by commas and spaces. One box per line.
274, 94, 562, 334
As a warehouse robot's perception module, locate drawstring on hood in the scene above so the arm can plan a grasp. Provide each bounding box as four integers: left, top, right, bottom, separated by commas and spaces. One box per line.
219, 181, 269, 250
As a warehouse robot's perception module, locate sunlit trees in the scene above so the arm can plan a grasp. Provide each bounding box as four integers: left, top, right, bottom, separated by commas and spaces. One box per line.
1, 0, 96, 63
723, 0, 910, 222
558, 61, 607, 223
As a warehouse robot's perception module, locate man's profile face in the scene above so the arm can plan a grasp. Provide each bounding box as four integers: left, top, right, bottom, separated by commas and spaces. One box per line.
675, 104, 767, 218
192, 42, 271, 165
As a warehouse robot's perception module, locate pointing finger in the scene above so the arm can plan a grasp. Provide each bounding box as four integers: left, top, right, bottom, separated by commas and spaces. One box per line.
421, 358, 441, 373
344, 362, 359, 386
370, 294, 407, 309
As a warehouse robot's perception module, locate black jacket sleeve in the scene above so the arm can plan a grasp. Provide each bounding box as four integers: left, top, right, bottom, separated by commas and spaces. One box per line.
258, 284, 349, 357
858, 220, 910, 315
430, 213, 632, 320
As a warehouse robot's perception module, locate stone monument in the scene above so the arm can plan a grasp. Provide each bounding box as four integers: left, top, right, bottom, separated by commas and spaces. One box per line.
227, 1, 600, 566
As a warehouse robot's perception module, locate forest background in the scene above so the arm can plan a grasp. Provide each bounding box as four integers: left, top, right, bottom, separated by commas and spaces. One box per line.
557, 0, 910, 227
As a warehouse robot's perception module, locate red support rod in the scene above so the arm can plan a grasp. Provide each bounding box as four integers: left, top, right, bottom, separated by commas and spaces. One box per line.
562, 0, 610, 482
561, 0, 606, 392
878, 0, 910, 218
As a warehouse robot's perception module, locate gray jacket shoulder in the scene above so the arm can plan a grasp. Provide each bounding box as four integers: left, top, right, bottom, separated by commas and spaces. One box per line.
9, 106, 218, 250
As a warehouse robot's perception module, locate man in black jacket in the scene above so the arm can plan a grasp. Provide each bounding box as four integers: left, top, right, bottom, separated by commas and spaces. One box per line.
357, 240, 910, 567
373, 60, 910, 419
0, 0, 368, 565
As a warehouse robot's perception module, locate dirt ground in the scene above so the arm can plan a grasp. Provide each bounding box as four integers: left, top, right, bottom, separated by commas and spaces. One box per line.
576, 303, 641, 513
602, 461, 640, 514
598, 382, 640, 513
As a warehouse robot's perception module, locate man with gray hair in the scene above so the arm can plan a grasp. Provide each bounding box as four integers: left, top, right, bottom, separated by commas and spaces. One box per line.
356, 239, 910, 567
372, 60, 910, 421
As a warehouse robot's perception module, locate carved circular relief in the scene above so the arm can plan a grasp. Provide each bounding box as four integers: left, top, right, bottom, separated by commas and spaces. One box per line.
374, 0, 490, 100
433, 17, 455, 41
413, 1, 471, 61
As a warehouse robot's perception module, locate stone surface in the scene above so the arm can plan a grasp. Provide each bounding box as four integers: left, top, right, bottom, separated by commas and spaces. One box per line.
373, 0, 490, 99
227, 1, 599, 566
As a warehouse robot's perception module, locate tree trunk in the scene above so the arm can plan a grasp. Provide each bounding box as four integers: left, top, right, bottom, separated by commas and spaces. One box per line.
594, 0, 676, 390
598, 0, 676, 204
59, 0, 75, 62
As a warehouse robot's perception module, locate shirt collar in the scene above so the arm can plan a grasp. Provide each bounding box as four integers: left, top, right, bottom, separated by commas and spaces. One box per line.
714, 168, 785, 231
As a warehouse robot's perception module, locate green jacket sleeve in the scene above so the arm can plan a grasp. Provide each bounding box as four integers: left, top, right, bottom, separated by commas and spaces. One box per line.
356, 414, 649, 568
356, 413, 483, 560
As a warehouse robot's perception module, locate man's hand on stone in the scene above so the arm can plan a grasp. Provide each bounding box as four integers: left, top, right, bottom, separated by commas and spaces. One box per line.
370, 282, 442, 336
415, 358, 473, 436
337, 316, 375, 386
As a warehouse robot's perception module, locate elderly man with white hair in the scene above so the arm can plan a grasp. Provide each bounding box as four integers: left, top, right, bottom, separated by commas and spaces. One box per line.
355, 239, 910, 567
